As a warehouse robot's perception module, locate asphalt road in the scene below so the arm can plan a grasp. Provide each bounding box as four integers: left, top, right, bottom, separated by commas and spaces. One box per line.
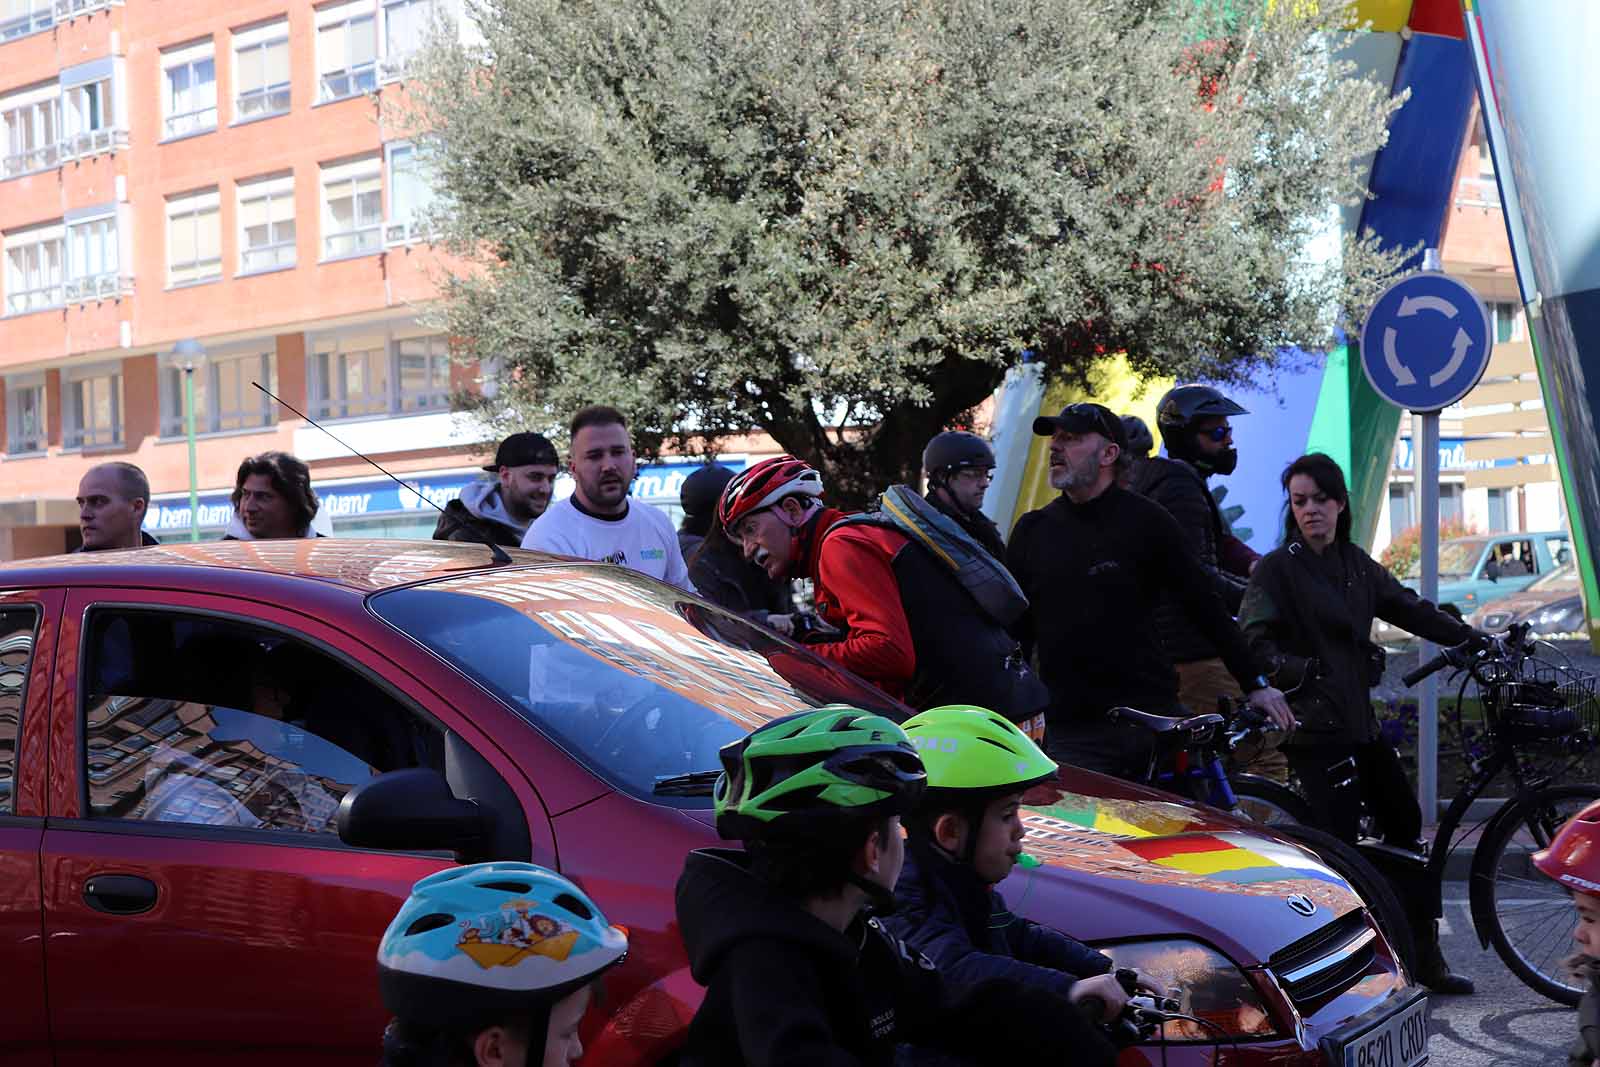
1426, 881, 1576, 1065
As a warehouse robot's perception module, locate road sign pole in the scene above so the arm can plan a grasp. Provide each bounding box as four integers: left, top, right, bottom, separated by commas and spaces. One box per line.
1416, 410, 1441, 821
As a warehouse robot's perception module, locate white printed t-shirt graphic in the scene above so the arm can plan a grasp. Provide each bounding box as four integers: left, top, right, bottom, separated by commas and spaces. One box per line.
524, 496, 695, 592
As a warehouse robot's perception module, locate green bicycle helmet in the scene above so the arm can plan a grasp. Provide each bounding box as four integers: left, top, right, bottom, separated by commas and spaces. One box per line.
714, 706, 927, 842
903, 705, 1058, 798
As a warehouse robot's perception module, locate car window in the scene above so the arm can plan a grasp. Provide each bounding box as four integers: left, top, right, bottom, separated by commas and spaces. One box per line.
1488, 539, 1535, 577
81, 610, 445, 834
1417, 539, 1486, 580
1546, 536, 1572, 568
0, 607, 39, 814
1528, 564, 1579, 592
370, 566, 906, 798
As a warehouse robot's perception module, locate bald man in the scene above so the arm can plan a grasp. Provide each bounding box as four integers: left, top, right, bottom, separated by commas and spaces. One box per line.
76, 462, 160, 551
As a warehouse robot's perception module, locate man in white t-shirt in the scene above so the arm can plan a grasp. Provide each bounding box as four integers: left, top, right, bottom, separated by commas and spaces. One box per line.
523, 405, 695, 591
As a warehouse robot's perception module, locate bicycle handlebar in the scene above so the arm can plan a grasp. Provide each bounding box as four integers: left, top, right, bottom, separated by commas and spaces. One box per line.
1401, 622, 1536, 688
1401, 653, 1450, 688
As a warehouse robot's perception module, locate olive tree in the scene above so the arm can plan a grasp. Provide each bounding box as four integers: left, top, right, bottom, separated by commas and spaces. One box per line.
408, 0, 1404, 501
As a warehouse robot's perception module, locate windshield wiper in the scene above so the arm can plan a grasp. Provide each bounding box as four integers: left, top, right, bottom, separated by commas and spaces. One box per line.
652, 770, 723, 796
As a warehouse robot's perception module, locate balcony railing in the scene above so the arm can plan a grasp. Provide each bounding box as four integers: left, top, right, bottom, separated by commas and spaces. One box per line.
3, 142, 62, 179
54, 0, 118, 19
64, 273, 134, 301
0, 6, 52, 40
324, 224, 382, 259
163, 106, 217, 140
58, 127, 130, 161
1456, 176, 1502, 209
384, 219, 436, 245
5, 284, 64, 316
319, 64, 378, 102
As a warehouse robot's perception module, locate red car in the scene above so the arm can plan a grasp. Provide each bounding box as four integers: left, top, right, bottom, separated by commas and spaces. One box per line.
0, 541, 1425, 1065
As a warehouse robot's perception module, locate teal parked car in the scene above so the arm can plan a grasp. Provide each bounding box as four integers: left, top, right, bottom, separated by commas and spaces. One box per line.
1372, 530, 1571, 644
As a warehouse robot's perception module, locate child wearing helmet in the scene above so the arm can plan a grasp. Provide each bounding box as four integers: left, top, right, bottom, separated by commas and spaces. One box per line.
674, 705, 1115, 1067
377, 862, 628, 1067
1532, 798, 1600, 1065
886, 706, 1137, 1022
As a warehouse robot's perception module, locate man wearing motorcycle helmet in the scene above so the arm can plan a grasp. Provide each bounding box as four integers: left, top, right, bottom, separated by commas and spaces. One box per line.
1136, 385, 1284, 779
376, 861, 629, 1067
1533, 798, 1600, 1065
922, 430, 1007, 560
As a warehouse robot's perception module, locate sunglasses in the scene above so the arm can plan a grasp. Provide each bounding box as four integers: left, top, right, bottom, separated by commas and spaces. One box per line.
1199, 424, 1233, 443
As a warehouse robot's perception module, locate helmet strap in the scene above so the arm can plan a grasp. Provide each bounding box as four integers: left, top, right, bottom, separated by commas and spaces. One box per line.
847, 870, 898, 915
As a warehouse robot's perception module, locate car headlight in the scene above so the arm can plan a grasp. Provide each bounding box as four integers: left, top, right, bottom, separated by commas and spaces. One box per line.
1094, 938, 1277, 1039
1532, 601, 1584, 635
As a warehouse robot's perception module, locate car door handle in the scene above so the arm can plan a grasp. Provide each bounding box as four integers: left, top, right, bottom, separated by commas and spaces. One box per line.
83, 874, 158, 916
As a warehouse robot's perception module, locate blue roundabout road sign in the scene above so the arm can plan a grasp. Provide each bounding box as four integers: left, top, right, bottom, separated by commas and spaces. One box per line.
1359, 272, 1494, 412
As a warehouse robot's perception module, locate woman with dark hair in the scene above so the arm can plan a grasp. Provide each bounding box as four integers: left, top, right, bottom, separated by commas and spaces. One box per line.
1240, 452, 1485, 994
225, 451, 323, 540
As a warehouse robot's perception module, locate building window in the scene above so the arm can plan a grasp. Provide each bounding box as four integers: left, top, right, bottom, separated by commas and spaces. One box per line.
162, 39, 217, 139
166, 188, 221, 287
233, 19, 290, 122
1387, 484, 1412, 541
385, 141, 438, 243
1440, 482, 1464, 525
1490, 301, 1520, 344
317, 1, 378, 102
2, 81, 61, 179
1487, 487, 1508, 533
309, 327, 450, 419
238, 173, 296, 273
159, 350, 276, 437
0, 0, 51, 42
65, 211, 122, 300
321, 155, 382, 259
310, 331, 389, 419
381, 0, 447, 75
62, 364, 122, 449
4, 374, 46, 453
3, 221, 65, 315
396, 334, 451, 411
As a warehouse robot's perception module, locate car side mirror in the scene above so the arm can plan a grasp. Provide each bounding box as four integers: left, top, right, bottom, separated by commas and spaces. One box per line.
338, 768, 493, 864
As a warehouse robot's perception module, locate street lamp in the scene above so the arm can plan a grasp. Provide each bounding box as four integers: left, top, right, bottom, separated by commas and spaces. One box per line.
171, 339, 207, 542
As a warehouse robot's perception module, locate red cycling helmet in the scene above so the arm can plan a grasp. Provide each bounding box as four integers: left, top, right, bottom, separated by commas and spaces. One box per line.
1533, 798, 1600, 895
716, 455, 824, 530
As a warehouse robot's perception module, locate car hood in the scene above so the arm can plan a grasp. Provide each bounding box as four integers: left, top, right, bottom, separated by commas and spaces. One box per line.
1000, 774, 1362, 966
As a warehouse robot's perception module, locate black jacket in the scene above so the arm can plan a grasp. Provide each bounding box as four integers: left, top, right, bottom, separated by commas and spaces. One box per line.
1132, 456, 1247, 663
883, 838, 1111, 1002
924, 491, 1007, 562
431, 497, 524, 548
1240, 537, 1472, 746
674, 849, 1110, 1067
681, 531, 791, 618
1007, 485, 1265, 729
1571, 958, 1599, 1067
74, 530, 160, 552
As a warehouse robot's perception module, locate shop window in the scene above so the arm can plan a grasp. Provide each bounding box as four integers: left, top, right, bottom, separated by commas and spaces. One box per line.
233, 18, 290, 122
62, 363, 122, 449
308, 327, 451, 419
159, 349, 276, 437
397, 335, 451, 411
161, 39, 216, 139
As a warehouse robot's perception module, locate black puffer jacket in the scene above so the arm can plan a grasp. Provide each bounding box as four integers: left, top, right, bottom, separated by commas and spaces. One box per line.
1132, 456, 1246, 664
1240, 537, 1472, 746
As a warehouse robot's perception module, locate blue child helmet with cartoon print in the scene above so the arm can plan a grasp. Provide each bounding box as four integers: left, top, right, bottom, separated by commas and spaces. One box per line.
377, 861, 628, 1033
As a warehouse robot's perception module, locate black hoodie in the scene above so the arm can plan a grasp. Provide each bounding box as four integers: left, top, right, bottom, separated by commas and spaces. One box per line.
674, 848, 1114, 1067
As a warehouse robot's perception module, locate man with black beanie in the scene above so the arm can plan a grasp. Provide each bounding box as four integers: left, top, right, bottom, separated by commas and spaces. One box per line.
434, 432, 558, 547
1006, 401, 1294, 778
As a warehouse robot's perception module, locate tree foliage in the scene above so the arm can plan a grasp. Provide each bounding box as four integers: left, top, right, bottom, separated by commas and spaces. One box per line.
409, 0, 1406, 501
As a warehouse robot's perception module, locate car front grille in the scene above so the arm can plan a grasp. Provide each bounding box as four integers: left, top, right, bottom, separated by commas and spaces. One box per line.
1268, 908, 1379, 1005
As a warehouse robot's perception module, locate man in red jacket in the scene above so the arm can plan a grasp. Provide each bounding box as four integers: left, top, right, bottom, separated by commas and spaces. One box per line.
717, 455, 917, 700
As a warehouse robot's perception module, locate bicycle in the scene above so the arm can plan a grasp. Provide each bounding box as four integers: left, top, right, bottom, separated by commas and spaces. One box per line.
1392, 620, 1600, 1004
1107, 701, 1418, 976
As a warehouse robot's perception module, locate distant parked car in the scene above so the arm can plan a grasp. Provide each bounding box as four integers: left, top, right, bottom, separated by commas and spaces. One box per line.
1374, 530, 1570, 645
1471, 563, 1588, 637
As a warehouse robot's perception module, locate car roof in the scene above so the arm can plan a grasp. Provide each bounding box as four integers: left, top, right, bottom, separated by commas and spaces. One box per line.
0, 538, 572, 595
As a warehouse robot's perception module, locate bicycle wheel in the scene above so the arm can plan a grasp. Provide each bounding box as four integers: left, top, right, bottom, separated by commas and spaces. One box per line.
1469, 781, 1600, 1005
1272, 823, 1419, 978
1230, 774, 1313, 828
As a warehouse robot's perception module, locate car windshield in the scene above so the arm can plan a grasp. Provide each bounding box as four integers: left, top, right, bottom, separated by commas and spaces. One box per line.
1528, 564, 1579, 592
369, 565, 904, 799
1408, 539, 1486, 580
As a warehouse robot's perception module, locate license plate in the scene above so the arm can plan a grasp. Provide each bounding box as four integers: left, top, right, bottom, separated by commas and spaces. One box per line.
1324, 991, 1429, 1067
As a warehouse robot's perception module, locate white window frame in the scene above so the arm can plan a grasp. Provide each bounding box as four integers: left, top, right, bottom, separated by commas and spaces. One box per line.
4, 220, 65, 315
158, 347, 276, 438
320, 154, 382, 260
166, 187, 221, 288
55, 0, 118, 21
379, 0, 454, 79
64, 208, 123, 301
237, 172, 297, 274
232, 18, 291, 123
4, 372, 47, 454
1, 0, 52, 42
61, 361, 123, 450
161, 39, 217, 140
307, 323, 450, 420
317, 0, 378, 102
384, 140, 437, 244
2, 81, 62, 179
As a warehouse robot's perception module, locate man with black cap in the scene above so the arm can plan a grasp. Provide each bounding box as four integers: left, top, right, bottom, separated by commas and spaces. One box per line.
433, 432, 558, 547
922, 430, 1007, 560
1134, 385, 1284, 778
1006, 401, 1293, 778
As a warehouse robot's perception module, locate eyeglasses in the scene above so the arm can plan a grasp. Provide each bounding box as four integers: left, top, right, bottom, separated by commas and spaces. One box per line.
1199, 424, 1233, 443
